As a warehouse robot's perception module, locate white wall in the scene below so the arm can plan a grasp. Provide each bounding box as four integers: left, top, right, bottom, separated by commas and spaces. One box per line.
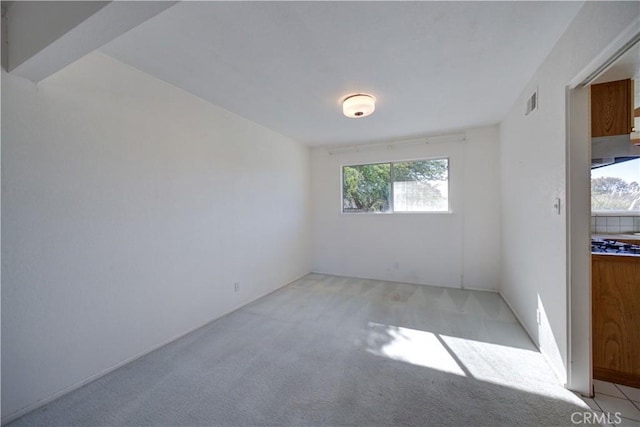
1, 52, 311, 422
499, 1, 639, 384
311, 126, 500, 291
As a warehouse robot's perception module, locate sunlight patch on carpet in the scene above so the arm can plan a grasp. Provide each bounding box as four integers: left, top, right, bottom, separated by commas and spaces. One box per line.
363, 322, 467, 376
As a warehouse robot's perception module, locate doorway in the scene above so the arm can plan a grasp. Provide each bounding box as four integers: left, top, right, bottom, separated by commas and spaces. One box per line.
567, 29, 640, 396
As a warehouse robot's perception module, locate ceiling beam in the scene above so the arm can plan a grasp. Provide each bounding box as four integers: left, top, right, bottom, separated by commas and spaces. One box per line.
5, 1, 177, 82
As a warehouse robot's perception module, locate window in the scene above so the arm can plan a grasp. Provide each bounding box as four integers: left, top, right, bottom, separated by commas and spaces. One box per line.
591, 158, 640, 212
342, 159, 449, 213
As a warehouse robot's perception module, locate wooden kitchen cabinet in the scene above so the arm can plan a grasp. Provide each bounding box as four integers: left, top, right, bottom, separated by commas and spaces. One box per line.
591, 79, 633, 137
592, 254, 640, 387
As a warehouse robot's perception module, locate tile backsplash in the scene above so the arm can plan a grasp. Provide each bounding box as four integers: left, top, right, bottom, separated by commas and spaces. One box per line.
591, 215, 640, 234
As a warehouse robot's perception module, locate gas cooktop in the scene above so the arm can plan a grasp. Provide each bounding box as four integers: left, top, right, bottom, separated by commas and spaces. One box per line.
591, 239, 640, 256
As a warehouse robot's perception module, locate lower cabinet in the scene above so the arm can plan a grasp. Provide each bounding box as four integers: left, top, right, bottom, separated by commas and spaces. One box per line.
592, 254, 640, 388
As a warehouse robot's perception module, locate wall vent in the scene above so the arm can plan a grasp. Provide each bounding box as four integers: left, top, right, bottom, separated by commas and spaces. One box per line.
525, 88, 538, 116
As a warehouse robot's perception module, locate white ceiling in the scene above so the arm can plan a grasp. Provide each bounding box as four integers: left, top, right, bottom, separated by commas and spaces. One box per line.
100, 1, 583, 147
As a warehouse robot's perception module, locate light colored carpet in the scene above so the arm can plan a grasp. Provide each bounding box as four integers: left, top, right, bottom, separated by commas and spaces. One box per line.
9, 273, 591, 426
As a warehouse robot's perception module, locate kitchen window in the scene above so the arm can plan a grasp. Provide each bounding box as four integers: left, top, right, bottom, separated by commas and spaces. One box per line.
342, 158, 449, 213
591, 158, 640, 213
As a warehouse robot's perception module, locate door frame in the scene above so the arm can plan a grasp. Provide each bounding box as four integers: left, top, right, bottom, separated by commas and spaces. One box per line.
565, 18, 640, 397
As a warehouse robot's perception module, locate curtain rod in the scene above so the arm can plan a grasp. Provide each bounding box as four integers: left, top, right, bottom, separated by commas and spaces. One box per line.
326, 132, 466, 155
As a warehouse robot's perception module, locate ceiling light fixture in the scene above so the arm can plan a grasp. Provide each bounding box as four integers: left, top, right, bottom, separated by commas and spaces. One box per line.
342, 94, 376, 118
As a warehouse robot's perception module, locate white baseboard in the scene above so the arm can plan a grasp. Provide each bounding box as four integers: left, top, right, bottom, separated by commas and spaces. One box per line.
498, 290, 567, 388
310, 270, 499, 293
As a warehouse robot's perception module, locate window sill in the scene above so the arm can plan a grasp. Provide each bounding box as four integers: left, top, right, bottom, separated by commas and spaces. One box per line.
592, 212, 640, 217
341, 210, 453, 215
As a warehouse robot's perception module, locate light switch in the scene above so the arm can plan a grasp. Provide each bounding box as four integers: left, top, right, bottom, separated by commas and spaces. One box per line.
553, 198, 561, 215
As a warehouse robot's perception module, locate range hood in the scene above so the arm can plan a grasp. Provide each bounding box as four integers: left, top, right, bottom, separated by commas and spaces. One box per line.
591, 134, 640, 168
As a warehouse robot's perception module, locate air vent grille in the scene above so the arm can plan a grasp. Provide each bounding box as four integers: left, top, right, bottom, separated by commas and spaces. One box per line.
526, 88, 538, 115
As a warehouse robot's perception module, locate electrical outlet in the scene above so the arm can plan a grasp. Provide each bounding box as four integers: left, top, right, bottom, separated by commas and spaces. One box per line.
234, 282, 240, 292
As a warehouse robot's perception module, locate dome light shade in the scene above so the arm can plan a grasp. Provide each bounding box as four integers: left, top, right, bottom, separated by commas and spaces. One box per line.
342, 94, 376, 118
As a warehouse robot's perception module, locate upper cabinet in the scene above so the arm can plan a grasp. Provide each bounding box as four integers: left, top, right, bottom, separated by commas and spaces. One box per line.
591, 79, 634, 137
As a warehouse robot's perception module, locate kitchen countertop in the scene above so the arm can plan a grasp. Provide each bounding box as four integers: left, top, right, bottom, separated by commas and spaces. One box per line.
592, 252, 640, 259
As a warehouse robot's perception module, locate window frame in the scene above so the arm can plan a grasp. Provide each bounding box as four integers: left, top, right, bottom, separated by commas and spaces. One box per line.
340, 156, 451, 215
